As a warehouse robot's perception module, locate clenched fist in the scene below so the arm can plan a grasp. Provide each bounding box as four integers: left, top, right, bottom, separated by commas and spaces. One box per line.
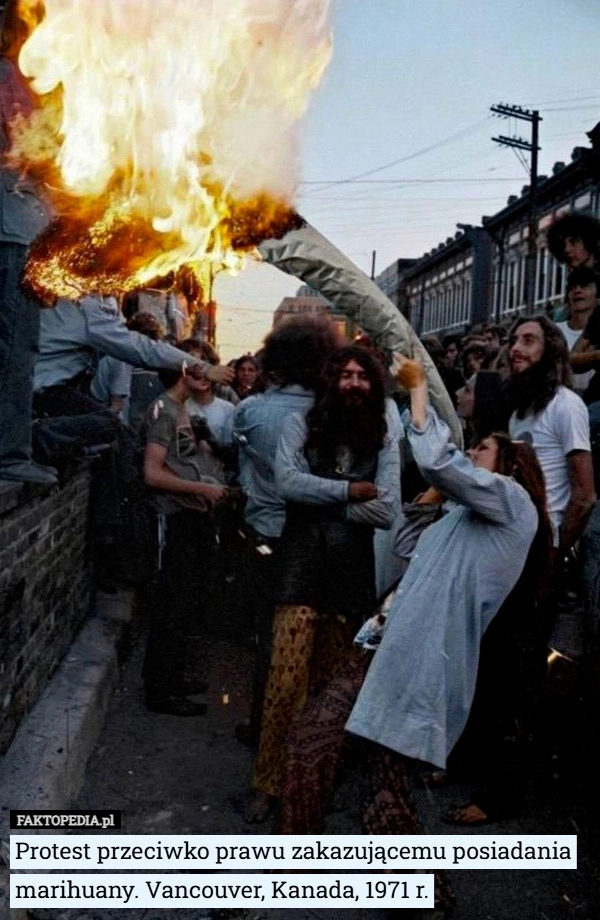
348, 481, 379, 502
392, 354, 426, 391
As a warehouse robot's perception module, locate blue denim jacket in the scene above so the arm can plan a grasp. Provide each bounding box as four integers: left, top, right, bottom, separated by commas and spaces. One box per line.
234, 385, 315, 538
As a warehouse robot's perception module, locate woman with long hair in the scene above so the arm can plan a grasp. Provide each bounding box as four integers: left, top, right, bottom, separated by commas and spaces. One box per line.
346, 356, 552, 769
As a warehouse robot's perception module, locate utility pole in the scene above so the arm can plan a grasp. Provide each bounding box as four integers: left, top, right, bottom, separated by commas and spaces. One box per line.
491, 103, 541, 315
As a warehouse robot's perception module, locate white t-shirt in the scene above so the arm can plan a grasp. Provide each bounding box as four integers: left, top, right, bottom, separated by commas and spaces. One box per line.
509, 386, 591, 543
556, 321, 595, 395
185, 395, 235, 447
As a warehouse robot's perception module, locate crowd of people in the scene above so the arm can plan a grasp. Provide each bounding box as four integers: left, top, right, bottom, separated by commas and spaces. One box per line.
126, 290, 599, 917
2, 3, 600, 916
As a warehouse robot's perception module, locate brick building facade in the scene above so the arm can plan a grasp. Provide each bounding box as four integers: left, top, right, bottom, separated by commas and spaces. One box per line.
376, 126, 600, 336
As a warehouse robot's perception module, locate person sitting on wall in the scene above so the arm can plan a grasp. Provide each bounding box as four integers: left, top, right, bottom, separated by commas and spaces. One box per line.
34, 294, 233, 420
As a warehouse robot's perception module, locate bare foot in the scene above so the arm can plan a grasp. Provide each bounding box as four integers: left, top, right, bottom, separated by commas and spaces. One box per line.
243, 791, 276, 823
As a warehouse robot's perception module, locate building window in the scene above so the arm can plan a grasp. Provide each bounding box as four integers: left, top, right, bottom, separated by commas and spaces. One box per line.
517, 253, 526, 307
422, 293, 430, 333
536, 247, 547, 302
554, 260, 565, 298
507, 261, 516, 310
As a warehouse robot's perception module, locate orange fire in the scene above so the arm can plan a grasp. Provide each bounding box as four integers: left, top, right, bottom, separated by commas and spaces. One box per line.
8, 0, 332, 300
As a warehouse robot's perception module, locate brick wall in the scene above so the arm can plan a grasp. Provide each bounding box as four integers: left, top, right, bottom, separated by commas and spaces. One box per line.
0, 468, 94, 754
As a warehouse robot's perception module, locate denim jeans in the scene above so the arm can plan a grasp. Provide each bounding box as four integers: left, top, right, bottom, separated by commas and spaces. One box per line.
0, 242, 39, 465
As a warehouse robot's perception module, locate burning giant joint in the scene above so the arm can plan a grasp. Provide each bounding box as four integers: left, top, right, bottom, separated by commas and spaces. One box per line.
259, 219, 463, 446
9, 0, 460, 440
9, 0, 332, 298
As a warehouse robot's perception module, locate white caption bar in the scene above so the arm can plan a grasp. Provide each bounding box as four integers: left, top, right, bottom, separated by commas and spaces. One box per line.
10, 834, 577, 870
11, 874, 433, 908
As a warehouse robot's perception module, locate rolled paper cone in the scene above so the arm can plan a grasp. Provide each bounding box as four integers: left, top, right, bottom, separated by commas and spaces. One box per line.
259, 217, 463, 447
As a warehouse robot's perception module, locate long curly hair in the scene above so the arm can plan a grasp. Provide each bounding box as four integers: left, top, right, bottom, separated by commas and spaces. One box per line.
508, 314, 572, 418
490, 431, 553, 607
546, 212, 600, 264
261, 315, 341, 390
305, 345, 387, 459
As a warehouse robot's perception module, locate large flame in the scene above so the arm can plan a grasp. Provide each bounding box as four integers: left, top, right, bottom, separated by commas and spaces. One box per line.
8, 0, 331, 299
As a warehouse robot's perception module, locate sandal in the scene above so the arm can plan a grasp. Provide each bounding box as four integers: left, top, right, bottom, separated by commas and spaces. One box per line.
443, 802, 492, 827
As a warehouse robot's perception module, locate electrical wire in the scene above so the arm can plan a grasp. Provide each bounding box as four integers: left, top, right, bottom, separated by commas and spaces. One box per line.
301, 117, 492, 195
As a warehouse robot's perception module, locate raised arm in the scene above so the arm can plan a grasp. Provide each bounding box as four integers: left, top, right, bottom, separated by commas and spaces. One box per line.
82, 296, 233, 384
394, 355, 528, 525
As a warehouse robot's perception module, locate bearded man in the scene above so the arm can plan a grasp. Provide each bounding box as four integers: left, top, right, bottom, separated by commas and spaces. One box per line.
508, 315, 595, 555
245, 344, 400, 822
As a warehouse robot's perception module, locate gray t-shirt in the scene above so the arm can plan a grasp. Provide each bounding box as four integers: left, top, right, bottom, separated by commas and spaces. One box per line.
143, 394, 219, 515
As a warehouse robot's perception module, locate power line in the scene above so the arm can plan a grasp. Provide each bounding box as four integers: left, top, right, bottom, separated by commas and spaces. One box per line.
522, 93, 600, 106
301, 177, 522, 185
542, 104, 600, 113
302, 117, 491, 195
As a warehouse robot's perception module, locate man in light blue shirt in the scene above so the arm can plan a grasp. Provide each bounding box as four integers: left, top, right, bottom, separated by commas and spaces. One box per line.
35, 295, 233, 403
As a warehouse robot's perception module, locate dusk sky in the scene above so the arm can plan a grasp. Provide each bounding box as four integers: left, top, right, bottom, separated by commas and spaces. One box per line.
216, 0, 600, 359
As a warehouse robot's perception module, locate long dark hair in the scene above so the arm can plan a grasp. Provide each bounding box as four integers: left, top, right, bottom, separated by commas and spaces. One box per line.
508, 315, 572, 418
547, 212, 600, 264
306, 345, 387, 458
490, 431, 553, 607
261, 315, 341, 389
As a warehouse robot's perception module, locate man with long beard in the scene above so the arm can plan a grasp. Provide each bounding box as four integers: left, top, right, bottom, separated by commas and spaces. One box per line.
246, 344, 400, 822
508, 315, 595, 557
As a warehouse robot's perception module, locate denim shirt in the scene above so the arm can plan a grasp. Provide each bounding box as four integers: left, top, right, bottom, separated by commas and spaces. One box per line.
233, 385, 315, 538
275, 401, 401, 530
34, 296, 212, 391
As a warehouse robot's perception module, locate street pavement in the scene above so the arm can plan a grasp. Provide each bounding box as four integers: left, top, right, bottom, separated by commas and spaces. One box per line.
25, 609, 600, 920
